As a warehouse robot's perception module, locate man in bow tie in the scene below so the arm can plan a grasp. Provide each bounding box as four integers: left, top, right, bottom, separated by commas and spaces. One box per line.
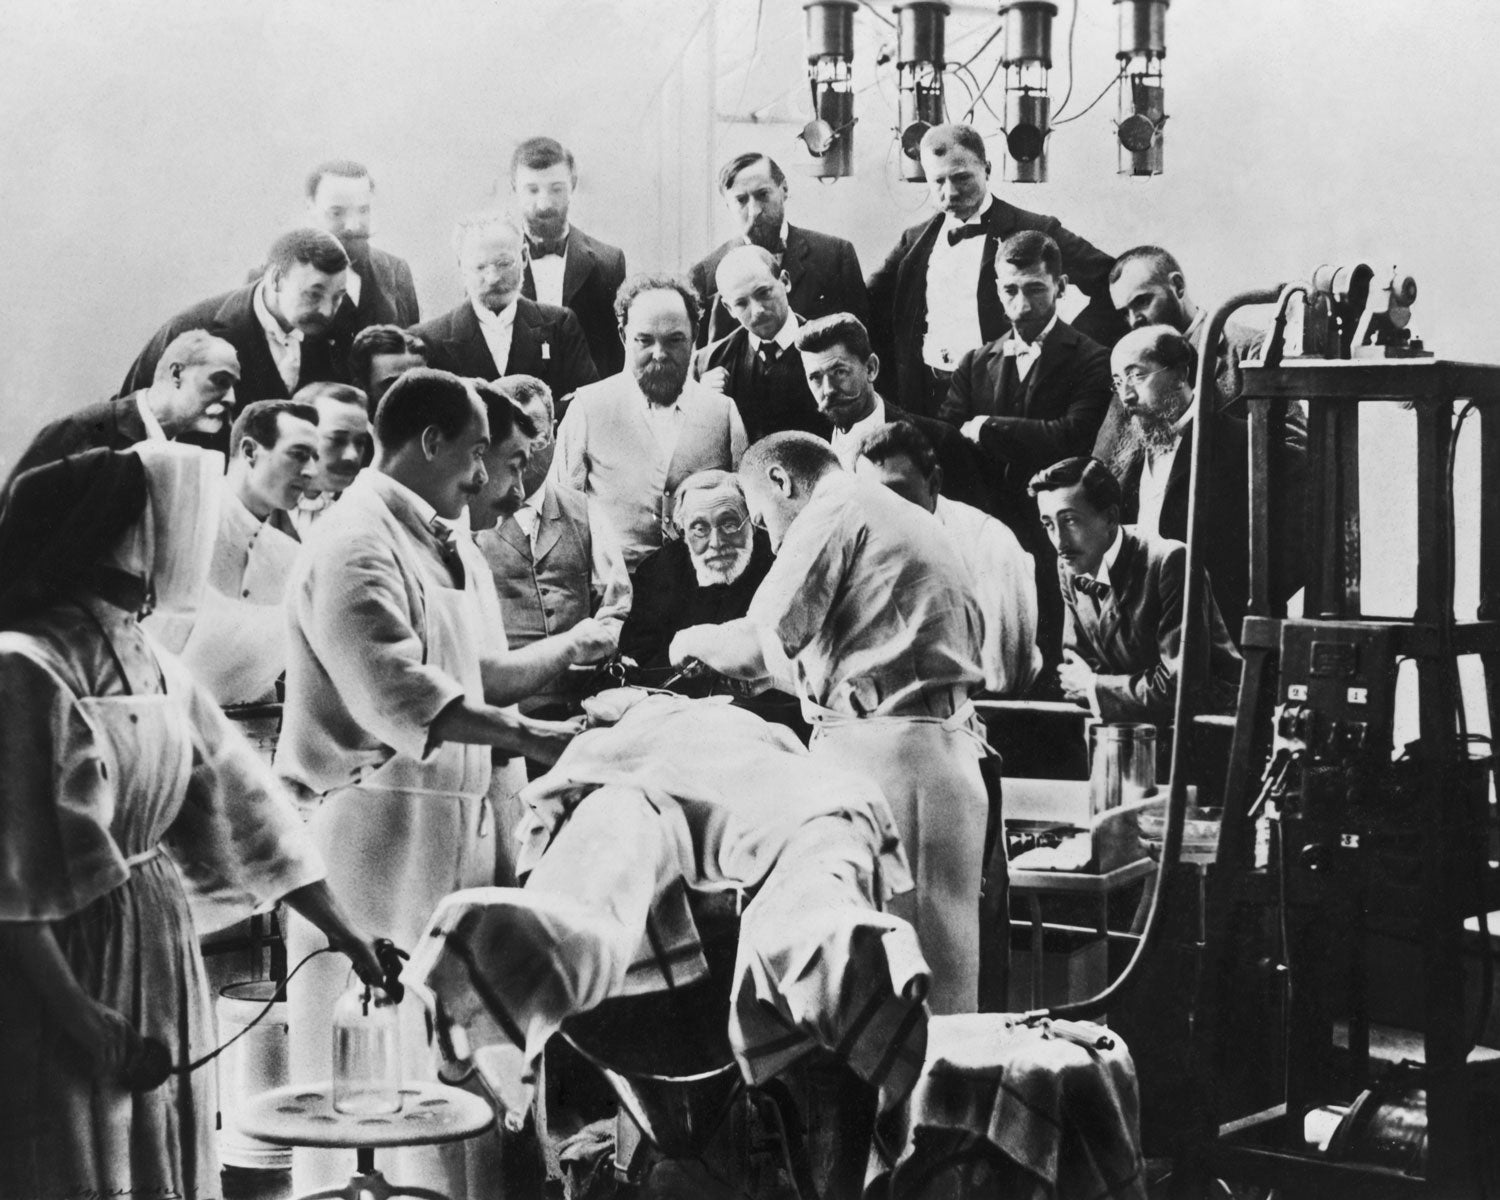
938, 230, 1113, 668
688, 152, 869, 347
410, 211, 598, 411
692, 245, 829, 443
510, 136, 628, 376
1029, 455, 1240, 725
867, 123, 1122, 419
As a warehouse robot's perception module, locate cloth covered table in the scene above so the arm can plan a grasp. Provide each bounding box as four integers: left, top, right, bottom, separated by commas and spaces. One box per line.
408, 692, 933, 1124
886, 1013, 1147, 1200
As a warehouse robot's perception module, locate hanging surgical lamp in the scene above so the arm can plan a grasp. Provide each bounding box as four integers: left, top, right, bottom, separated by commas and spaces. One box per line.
894, 1, 949, 181
1115, 0, 1168, 175
800, 0, 858, 179
998, 1, 1056, 183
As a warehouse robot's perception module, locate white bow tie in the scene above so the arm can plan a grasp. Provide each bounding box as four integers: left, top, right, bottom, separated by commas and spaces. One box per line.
1003, 338, 1041, 366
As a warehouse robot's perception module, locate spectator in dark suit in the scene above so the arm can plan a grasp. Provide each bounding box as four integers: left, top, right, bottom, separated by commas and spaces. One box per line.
1030, 456, 1240, 726
1094, 244, 1307, 506
1108, 325, 1307, 644
796, 313, 988, 512
689, 153, 869, 347
348, 324, 430, 410
411, 212, 598, 408
867, 124, 1120, 418
939, 231, 1113, 667
249, 160, 420, 365
122, 228, 350, 454
692, 245, 829, 444
509, 137, 628, 377
10, 332, 240, 482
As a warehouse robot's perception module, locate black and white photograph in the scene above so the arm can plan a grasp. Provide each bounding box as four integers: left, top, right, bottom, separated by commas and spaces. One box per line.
0, 1, 1496, 1197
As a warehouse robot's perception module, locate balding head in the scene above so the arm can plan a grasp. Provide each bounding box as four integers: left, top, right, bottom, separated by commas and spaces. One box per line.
146, 330, 241, 437
1111, 324, 1196, 448
715, 245, 791, 341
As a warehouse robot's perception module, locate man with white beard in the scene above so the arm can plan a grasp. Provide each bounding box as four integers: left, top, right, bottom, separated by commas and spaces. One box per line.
617, 469, 772, 684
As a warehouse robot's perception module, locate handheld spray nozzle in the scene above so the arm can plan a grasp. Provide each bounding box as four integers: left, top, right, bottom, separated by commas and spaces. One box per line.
375, 938, 409, 1005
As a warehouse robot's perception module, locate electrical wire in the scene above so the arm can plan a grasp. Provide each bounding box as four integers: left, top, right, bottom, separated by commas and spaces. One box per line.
730, 0, 767, 120
1051, 67, 1126, 126
962, 52, 1006, 124
178, 946, 335, 1075
1048, 0, 1080, 120
858, 0, 896, 28
952, 22, 1004, 72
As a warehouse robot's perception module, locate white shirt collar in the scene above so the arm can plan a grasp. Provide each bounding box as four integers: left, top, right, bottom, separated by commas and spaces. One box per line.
941, 193, 994, 233
744, 218, 790, 249
1183, 308, 1206, 347
527, 224, 572, 255
748, 310, 800, 354
136, 392, 168, 441
472, 297, 518, 329
1094, 526, 1127, 589
1006, 312, 1058, 352
253, 280, 301, 347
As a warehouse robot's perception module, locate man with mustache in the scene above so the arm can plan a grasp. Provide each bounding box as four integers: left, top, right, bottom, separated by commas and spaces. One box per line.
248, 160, 421, 362
122, 228, 350, 455
938, 230, 1114, 668
689, 152, 869, 347
551, 274, 748, 572
284, 381, 373, 536
412, 212, 598, 411
510, 136, 628, 376
474, 374, 630, 721
1029, 455, 1240, 725
168, 399, 321, 706
9, 330, 240, 480
277, 368, 610, 1193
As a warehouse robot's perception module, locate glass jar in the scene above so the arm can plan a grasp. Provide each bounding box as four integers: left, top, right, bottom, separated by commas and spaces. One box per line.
331, 976, 402, 1115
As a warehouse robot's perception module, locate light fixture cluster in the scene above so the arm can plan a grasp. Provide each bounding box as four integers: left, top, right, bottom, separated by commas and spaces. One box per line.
796, 0, 1171, 182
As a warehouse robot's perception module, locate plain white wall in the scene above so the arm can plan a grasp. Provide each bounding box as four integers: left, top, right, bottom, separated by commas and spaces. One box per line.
1, 0, 1493, 733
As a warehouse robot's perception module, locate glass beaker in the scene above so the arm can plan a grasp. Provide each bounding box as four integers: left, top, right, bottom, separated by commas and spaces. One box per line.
1088, 723, 1157, 818
331, 976, 402, 1115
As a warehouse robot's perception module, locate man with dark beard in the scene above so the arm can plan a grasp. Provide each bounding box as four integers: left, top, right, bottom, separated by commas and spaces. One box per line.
551, 274, 747, 572
688, 152, 869, 347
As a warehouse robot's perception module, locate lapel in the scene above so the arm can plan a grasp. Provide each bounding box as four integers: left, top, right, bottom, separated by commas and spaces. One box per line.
561, 233, 596, 306
216, 286, 289, 399
532, 483, 565, 562
1095, 531, 1139, 649
782, 225, 813, 297
898, 215, 945, 313
508, 299, 541, 374
1022, 322, 1072, 413
496, 514, 531, 559
453, 303, 500, 378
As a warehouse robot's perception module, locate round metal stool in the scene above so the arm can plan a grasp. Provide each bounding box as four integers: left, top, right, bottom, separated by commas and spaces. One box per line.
238, 1080, 492, 1200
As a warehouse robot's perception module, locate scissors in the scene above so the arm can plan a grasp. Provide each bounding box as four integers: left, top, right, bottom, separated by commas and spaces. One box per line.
661, 657, 709, 690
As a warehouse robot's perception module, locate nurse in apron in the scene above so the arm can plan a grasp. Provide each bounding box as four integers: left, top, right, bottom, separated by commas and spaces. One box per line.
0, 444, 382, 1200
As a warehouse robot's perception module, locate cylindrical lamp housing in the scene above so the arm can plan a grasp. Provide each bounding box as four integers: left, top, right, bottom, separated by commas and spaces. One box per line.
803, 2, 858, 179
1010, 89, 1050, 183
1000, 1, 1059, 68
1114, 0, 1168, 176
1117, 0, 1167, 58
895, 2, 949, 180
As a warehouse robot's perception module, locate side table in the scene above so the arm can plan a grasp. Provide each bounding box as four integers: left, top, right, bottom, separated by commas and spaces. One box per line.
238, 1080, 493, 1200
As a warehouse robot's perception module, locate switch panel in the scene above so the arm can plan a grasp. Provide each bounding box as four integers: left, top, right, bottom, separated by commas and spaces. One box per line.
1278, 621, 1398, 762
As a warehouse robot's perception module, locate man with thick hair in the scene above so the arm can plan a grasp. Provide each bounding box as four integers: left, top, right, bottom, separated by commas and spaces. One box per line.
795, 312, 988, 510
10, 331, 240, 481
693, 245, 829, 443
1029, 455, 1241, 724
669, 431, 992, 1016
552, 273, 747, 571
938, 228, 1113, 667
248, 160, 419, 360
857, 419, 1039, 696
349, 323, 429, 408
1105, 325, 1306, 643
286, 382, 373, 535
475, 374, 630, 721
867, 123, 1120, 418
169, 399, 321, 705
1095, 243, 1308, 511
122, 228, 351, 453
278, 365, 611, 1194
689, 151, 869, 347
509, 136, 628, 376
412, 211, 598, 407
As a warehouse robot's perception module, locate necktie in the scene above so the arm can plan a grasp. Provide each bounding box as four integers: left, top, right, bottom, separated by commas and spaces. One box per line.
757, 342, 782, 366
1073, 573, 1110, 602
272, 329, 302, 393
1003, 336, 1043, 376
427, 517, 466, 589
527, 235, 567, 259
947, 223, 988, 247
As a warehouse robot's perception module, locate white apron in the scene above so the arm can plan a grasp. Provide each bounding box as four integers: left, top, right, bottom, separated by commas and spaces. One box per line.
179, 517, 301, 706
807, 701, 991, 1017
286, 573, 515, 1195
